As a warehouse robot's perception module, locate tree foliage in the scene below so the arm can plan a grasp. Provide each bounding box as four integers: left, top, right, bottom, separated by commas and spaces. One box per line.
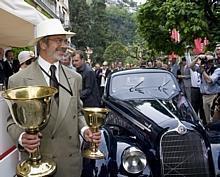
69, 0, 109, 62
204, 0, 220, 47
137, 0, 220, 54
106, 5, 137, 45
69, 0, 141, 64
88, 0, 108, 61
69, 0, 90, 50
103, 41, 127, 63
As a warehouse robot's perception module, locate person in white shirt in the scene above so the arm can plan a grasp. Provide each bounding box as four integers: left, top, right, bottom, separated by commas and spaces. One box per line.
97, 61, 111, 98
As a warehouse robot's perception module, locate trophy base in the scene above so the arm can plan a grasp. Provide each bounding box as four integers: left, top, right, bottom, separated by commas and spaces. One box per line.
16, 159, 56, 177
82, 149, 105, 159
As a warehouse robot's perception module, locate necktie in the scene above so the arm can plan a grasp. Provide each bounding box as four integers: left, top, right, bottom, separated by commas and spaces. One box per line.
50, 65, 59, 104
9, 61, 13, 68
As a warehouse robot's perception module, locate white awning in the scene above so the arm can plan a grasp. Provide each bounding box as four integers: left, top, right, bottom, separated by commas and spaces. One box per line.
0, 0, 47, 47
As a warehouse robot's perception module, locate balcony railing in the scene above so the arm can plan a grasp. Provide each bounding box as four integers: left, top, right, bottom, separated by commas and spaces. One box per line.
34, 0, 58, 18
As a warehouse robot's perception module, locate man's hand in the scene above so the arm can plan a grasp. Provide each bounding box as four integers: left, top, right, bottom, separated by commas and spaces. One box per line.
21, 132, 42, 153
83, 128, 101, 146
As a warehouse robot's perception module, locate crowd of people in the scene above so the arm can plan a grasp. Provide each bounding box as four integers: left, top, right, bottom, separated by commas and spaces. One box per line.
2, 45, 220, 122
1, 38, 220, 127
91, 45, 220, 126
133, 46, 220, 125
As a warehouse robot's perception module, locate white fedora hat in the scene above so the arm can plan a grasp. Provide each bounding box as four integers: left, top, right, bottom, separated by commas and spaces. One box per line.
18, 51, 35, 64
30, 18, 75, 45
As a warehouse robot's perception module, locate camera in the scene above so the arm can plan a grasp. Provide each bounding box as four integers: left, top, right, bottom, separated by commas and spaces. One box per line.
198, 55, 208, 65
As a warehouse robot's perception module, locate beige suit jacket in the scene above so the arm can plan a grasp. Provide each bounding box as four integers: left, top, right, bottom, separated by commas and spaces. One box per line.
7, 60, 87, 177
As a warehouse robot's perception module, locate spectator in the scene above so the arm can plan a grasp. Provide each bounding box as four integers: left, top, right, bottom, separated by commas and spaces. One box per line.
0, 48, 5, 84
190, 69, 206, 124
3, 49, 20, 88
97, 61, 111, 98
125, 63, 131, 69
170, 56, 180, 78
178, 57, 192, 102
94, 63, 101, 72
113, 61, 124, 72
110, 62, 116, 72
140, 61, 147, 68
94, 63, 101, 85
18, 51, 35, 70
155, 58, 163, 68
215, 44, 220, 64
60, 51, 75, 71
147, 61, 153, 68
190, 52, 217, 123
73, 50, 101, 107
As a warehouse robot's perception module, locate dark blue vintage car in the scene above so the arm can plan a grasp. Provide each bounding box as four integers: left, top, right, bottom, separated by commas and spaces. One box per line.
82, 68, 220, 177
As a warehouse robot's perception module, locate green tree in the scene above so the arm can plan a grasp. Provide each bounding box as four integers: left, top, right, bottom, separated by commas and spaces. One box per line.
106, 5, 137, 45
204, 0, 220, 47
69, 0, 90, 50
103, 41, 128, 63
88, 0, 109, 62
137, 0, 220, 54
125, 38, 158, 65
69, 0, 140, 64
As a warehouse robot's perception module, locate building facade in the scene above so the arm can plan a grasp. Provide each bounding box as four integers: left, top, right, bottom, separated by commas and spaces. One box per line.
25, 0, 70, 29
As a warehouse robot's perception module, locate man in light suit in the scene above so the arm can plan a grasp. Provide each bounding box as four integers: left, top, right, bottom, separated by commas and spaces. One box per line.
7, 19, 101, 177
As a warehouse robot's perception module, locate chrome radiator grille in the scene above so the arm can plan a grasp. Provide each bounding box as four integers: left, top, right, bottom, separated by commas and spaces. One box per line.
160, 130, 210, 177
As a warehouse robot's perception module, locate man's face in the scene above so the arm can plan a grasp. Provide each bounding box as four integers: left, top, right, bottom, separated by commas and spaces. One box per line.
171, 58, 176, 64
216, 47, 220, 59
41, 35, 68, 63
118, 62, 122, 68
6, 51, 14, 61
60, 53, 71, 66
72, 54, 83, 69
95, 63, 100, 69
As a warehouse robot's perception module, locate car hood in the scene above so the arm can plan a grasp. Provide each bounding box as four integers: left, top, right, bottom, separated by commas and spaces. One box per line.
105, 92, 200, 132
107, 97, 183, 127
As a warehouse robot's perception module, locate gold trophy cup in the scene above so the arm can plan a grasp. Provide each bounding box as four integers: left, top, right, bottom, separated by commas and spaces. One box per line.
82, 107, 109, 159
2, 86, 57, 177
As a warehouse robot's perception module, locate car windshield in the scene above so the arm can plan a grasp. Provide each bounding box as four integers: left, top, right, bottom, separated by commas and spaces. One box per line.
110, 72, 179, 100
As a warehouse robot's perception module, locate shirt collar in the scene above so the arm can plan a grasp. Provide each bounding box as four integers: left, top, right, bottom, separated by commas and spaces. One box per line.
38, 56, 59, 74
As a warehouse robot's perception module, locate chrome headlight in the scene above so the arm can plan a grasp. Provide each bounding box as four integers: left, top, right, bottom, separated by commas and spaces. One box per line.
122, 146, 147, 174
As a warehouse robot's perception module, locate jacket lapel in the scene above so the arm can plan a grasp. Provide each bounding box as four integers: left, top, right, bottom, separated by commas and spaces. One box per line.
52, 65, 72, 135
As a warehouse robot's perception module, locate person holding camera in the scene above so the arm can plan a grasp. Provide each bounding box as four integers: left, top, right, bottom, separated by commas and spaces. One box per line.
190, 52, 217, 124
202, 56, 220, 121
215, 44, 220, 63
